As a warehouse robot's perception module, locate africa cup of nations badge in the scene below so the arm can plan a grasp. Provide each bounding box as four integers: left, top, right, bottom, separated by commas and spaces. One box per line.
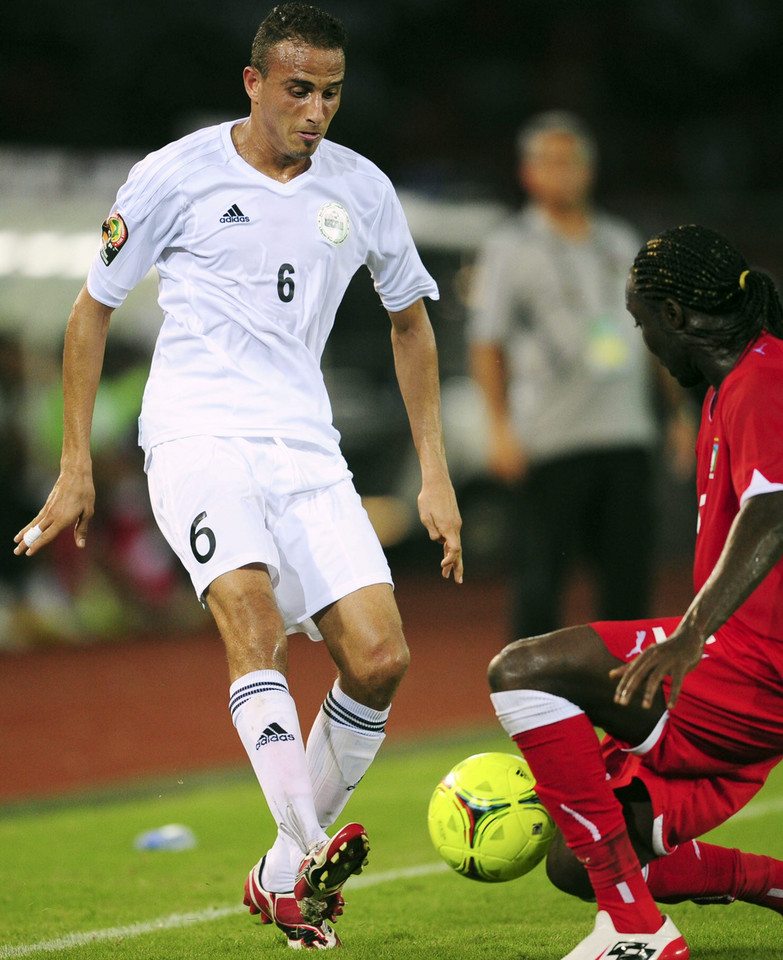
100, 213, 128, 265
317, 201, 350, 245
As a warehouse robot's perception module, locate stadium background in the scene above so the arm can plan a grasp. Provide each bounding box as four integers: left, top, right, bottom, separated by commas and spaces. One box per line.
1, 0, 782, 801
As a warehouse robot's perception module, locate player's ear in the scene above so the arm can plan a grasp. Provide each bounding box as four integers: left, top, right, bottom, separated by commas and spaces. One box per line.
243, 66, 262, 102
662, 297, 686, 331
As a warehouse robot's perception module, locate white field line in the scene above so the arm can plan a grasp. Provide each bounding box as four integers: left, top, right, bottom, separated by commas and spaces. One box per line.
0, 862, 449, 958
5, 795, 783, 958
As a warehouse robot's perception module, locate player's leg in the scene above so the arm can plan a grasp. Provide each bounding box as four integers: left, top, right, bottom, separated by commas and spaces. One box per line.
258, 445, 403, 918
310, 581, 409, 819
646, 841, 783, 914
632, 760, 783, 916
205, 564, 327, 851
510, 622, 783, 948
207, 565, 350, 941
489, 624, 670, 938
287, 583, 407, 919
549, 771, 783, 918
266, 446, 407, 830
147, 437, 327, 856
145, 437, 331, 923
545, 777, 657, 901
489, 624, 668, 742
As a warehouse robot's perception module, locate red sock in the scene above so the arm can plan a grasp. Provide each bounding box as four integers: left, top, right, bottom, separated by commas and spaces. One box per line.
513, 715, 662, 933
646, 839, 783, 914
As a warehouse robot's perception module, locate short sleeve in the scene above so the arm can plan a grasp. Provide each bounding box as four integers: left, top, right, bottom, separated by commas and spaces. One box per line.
723, 365, 783, 501
87, 162, 184, 309
365, 188, 438, 312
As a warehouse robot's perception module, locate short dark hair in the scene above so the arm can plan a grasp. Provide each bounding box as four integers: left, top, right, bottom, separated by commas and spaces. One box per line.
250, 3, 348, 76
631, 224, 783, 351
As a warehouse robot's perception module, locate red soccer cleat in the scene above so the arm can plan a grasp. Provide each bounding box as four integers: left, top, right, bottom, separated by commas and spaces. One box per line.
244, 857, 343, 950
294, 823, 370, 923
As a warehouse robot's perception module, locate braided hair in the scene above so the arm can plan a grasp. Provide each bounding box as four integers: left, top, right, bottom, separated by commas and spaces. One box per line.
631, 225, 783, 354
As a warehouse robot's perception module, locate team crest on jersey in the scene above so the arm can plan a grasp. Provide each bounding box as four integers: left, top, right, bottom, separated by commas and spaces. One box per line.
317, 201, 350, 245
100, 213, 128, 265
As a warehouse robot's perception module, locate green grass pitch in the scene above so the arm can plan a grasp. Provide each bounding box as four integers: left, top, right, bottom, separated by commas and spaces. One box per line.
1, 728, 782, 959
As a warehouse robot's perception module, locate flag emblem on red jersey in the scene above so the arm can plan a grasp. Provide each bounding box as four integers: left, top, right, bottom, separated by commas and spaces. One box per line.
709, 438, 719, 479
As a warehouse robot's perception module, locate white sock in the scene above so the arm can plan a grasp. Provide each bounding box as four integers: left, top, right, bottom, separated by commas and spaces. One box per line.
307, 680, 389, 828
259, 683, 389, 891
230, 670, 326, 891
490, 689, 584, 736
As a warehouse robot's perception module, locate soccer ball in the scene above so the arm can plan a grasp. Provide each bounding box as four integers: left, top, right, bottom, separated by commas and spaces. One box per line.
427, 752, 555, 883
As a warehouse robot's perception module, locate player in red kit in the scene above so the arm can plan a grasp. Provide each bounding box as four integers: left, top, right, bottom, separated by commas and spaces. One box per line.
488, 224, 783, 960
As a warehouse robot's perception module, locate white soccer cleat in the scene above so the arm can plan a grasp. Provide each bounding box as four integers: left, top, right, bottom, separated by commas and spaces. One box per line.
561, 910, 689, 959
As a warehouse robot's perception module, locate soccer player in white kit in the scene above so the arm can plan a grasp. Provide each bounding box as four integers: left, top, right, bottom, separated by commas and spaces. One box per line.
14, 3, 463, 949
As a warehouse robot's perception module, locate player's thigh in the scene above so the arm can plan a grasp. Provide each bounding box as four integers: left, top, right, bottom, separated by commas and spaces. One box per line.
490, 621, 668, 745
272, 458, 394, 631
145, 436, 280, 602
315, 582, 409, 698
629, 758, 775, 855
205, 564, 291, 679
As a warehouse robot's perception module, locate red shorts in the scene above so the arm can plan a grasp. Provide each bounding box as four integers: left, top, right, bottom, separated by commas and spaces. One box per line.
591, 616, 783, 854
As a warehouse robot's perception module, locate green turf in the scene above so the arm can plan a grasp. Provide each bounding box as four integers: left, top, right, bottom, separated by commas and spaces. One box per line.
2, 727, 783, 959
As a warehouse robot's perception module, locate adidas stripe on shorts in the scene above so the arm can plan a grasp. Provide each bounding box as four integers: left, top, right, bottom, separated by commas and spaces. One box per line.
145, 435, 393, 635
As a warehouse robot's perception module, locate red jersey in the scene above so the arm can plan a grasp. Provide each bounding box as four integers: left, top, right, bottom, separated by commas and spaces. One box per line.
695, 332, 783, 641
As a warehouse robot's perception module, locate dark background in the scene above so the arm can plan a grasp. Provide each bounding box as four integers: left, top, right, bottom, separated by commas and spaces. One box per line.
1, 0, 781, 643
5, 0, 783, 250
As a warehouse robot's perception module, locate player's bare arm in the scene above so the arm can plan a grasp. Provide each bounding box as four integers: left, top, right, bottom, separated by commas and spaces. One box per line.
613, 489, 783, 709
388, 299, 463, 583
14, 285, 113, 556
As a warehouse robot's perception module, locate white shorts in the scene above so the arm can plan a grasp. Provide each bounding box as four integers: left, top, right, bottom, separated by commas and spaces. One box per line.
145, 435, 393, 637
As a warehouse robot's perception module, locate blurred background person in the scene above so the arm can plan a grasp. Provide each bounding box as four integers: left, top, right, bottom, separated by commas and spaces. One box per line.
468, 111, 695, 640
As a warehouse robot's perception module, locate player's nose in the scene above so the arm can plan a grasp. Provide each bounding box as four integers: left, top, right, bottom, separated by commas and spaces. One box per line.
307, 94, 327, 124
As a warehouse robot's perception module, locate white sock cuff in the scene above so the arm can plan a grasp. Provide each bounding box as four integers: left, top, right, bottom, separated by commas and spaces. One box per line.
491, 689, 584, 737
229, 670, 289, 726
322, 681, 389, 736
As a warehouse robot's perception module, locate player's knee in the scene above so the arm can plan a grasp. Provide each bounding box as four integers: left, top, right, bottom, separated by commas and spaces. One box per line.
487, 636, 555, 694
545, 832, 594, 901
342, 635, 410, 707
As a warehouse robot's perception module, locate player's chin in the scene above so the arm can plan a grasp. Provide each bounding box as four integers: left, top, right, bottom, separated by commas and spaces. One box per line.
292, 135, 321, 154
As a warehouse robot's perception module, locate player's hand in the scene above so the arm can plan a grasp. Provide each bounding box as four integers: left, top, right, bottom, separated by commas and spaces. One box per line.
418, 478, 463, 583
13, 468, 95, 556
610, 628, 705, 711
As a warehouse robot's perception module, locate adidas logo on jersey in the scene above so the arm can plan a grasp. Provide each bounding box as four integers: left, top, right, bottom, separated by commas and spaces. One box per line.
220, 203, 250, 223
255, 722, 295, 749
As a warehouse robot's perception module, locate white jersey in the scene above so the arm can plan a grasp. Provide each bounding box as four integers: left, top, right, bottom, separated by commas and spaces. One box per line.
87, 120, 439, 456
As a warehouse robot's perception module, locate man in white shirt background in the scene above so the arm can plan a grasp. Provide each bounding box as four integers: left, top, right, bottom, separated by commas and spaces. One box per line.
469, 111, 693, 642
